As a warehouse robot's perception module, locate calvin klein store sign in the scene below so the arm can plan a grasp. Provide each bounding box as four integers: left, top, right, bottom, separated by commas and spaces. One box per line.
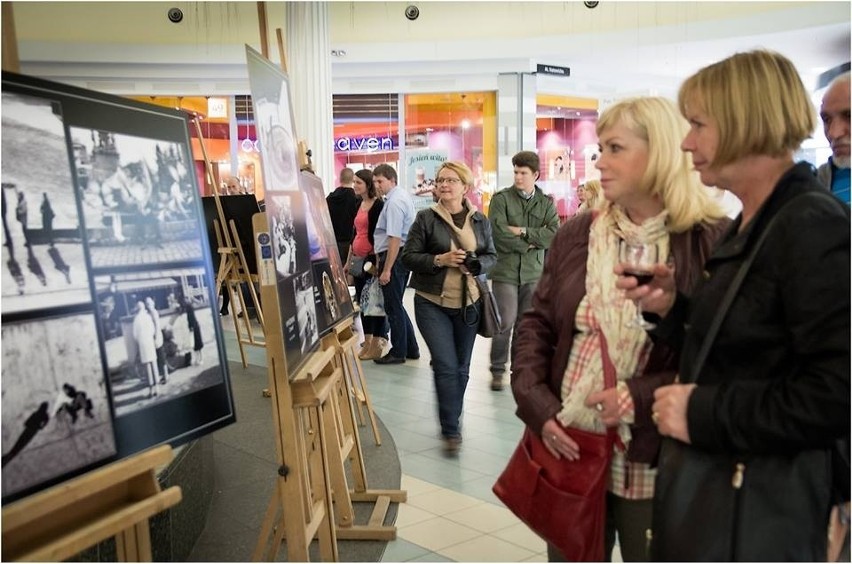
334, 136, 397, 152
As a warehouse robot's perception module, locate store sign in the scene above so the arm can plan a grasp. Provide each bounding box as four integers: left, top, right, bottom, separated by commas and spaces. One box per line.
207, 97, 228, 118
334, 135, 395, 152
537, 64, 571, 77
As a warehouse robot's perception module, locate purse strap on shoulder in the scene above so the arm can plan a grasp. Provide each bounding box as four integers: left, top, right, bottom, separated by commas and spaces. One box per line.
692, 190, 841, 379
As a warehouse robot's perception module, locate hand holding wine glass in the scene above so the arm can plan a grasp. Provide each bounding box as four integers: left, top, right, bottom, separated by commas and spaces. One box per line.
618, 240, 659, 329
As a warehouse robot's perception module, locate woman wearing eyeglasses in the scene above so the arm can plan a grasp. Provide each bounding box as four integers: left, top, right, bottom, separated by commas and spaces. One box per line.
401, 161, 497, 454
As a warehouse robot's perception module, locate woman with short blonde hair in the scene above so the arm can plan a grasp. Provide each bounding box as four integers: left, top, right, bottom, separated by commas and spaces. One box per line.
622, 50, 849, 561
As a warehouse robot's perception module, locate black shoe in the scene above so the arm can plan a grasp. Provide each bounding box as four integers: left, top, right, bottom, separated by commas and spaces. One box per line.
159, 378, 167, 385
374, 354, 405, 365
220, 309, 229, 316
490, 378, 505, 391
406, 352, 421, 360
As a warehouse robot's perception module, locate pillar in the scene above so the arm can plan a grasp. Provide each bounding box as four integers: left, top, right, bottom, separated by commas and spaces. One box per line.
285, 1, 334, 190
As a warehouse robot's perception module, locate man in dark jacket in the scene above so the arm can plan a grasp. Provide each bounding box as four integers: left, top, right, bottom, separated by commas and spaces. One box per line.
487, 151, 559, 391
327, 168, 360, 264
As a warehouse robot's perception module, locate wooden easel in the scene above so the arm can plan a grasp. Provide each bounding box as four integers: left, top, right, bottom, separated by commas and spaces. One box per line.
2, 445, 181, 562
192, 118, 266, 368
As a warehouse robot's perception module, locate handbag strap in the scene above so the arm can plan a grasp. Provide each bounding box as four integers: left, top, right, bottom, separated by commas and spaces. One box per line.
691, 190, 842, 380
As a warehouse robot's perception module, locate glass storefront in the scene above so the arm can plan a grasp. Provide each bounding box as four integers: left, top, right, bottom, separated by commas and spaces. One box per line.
535, 94, 599, 221
332, 91, 498, 213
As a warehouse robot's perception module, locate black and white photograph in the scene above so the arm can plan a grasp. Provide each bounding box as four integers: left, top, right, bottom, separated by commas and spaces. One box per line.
94, 268, 222, 417
267, 193, 310, 280
246, 47, 300, 192
301, 171, 335, 262
70, 127, 203, 269
1, 92, 90, 314
2, 314, 116, 502
292, 270, 318, 355
269, 194, 298, 277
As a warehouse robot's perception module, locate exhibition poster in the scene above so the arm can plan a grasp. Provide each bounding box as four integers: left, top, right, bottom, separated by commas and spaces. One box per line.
0, 72, 235, 504
246, 46, 355, 378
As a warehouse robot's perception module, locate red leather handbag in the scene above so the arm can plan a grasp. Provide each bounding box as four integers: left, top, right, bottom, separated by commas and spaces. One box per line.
493, 332, 618, 561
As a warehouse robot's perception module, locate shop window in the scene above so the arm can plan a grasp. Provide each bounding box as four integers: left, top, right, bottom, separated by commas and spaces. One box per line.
404, 91, 497, 213
536, 95, 599, 222
332, 93, 399, 180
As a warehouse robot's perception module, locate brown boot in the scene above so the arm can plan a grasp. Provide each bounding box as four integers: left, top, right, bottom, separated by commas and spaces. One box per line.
359, 336, 382, 360
359, 335, 373, 353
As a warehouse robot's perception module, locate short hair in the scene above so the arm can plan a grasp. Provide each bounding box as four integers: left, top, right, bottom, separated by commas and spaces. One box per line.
339, 167, 354, 184
597, 96, 724, 232
372, 163, 397, 184
827, 71, 851, 91
436, 161, 474, 188
678, 50, 815, 167
512, 151, 540, 174
354, 169, 378, 199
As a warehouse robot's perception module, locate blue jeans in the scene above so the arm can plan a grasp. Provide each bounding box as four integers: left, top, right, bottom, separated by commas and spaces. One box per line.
381, 259, 419, 358
414, 294, 479, 439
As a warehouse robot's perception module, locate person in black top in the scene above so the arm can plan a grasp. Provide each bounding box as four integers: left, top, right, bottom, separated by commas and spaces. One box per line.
326, 168, 360, 264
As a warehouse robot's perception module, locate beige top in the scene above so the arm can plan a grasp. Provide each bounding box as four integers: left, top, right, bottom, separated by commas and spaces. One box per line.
416, 203, 481, 309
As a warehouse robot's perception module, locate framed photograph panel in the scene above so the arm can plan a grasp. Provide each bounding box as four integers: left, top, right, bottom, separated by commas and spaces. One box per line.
1, 71, 235, 504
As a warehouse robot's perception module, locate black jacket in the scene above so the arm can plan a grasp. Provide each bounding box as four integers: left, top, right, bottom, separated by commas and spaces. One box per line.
650, 163, 851, 561
402, 204, 497, 297
326, 186, 359, 243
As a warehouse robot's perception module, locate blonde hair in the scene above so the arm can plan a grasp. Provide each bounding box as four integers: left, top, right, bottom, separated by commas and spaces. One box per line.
596, 96, 725, 232
580, 179, 603, 211
436, 161, 474, 188
678, 50, 815, 167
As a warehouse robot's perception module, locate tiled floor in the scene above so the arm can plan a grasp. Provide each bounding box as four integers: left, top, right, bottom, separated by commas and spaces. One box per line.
220, 288, 622, 562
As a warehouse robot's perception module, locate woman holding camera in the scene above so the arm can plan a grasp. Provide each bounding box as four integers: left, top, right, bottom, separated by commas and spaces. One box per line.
402, 161, 497, 454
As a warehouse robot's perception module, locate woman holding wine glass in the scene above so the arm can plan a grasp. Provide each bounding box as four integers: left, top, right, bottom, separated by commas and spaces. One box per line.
510, 96, 729, 561
618, 50, 851, 561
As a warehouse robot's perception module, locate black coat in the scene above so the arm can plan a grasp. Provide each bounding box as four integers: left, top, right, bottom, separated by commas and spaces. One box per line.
326, 186, 359, 243
651, 163, 851, 561
402, 204, 497, 297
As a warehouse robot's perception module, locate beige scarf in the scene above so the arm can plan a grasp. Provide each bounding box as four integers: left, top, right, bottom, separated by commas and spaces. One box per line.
557, 203, 670, 441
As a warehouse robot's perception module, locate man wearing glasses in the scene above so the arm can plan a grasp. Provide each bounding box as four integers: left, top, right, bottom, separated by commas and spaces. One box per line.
487, 151, 559, 390
372, 164, 420, 364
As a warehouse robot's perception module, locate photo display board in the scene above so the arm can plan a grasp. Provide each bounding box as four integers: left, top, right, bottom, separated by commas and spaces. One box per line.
245, 46, 354, 379
0, 72, 235, 504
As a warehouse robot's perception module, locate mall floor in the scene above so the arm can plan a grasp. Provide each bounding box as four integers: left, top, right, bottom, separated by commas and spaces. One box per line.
222, 288, 624, 563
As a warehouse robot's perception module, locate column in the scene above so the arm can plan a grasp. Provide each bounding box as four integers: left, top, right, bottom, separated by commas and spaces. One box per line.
496, 72, 537, 189
285, 1, 334, 190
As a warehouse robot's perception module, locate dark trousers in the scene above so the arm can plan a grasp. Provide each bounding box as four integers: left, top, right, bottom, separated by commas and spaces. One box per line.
379, 258, 418, 359
354, 274, 388, 338
546, 492, 653, 562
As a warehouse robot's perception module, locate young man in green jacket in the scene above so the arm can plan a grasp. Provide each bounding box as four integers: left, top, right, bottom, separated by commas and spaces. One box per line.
487, 151, 559, 390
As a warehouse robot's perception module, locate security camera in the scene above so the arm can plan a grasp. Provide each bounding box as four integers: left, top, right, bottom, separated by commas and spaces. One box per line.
583, 1, 600, 8
167, 7, 184, 23
404, 5, 420, 21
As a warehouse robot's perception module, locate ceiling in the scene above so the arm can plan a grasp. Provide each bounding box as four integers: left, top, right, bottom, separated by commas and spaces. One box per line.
9, 2, 851, 99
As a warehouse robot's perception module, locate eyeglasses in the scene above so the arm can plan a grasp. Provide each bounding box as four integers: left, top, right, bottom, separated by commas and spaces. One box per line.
435, 177, 462, 185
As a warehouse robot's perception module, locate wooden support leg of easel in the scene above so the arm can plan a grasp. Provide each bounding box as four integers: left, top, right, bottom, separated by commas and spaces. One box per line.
115, 521, 152, 562
334, 319, 383, 446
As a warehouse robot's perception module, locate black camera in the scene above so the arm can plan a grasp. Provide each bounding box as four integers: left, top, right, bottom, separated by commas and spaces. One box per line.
463, 251, 481, 276
404, 5, 420, 20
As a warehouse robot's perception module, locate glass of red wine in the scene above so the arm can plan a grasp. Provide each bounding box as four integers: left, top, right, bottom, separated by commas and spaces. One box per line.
619, 240, 658, 329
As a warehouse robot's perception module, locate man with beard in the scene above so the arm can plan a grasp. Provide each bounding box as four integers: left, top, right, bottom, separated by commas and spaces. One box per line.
818, 72, 850, 204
